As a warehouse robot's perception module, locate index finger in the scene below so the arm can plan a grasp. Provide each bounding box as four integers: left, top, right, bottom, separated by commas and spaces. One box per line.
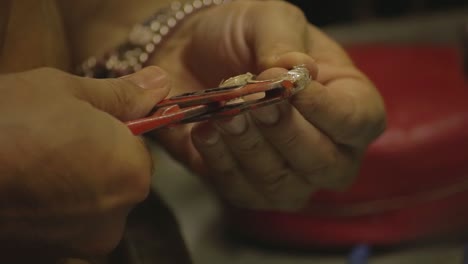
290, 25, 386, 147
245, 1, 317, 73
253, 16, 385, 148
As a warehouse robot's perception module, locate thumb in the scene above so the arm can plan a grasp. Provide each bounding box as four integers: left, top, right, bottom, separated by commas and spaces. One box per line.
74, 66, 170, 121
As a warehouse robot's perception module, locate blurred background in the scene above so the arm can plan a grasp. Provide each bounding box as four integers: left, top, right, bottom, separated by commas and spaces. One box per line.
288, 0, 467, 26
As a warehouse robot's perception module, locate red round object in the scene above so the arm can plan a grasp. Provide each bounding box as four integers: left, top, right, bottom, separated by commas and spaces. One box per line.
227, 45, 468, 247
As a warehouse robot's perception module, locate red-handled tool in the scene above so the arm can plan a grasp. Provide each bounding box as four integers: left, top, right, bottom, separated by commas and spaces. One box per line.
125, 65, 311, 135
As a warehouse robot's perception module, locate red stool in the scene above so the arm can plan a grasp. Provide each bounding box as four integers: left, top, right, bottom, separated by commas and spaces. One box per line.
227, 45, 468, 247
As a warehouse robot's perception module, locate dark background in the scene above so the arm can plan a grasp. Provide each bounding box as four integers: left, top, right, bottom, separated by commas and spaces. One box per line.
287, 0, 468, 26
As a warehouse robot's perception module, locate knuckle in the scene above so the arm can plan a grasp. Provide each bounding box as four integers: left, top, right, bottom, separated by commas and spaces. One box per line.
333, 84, 387, 146
323, 146, 339, 166
270, 1, 306, 20
316, 146, 338, 171
105, 79, 139, 118
277, 131, 301, 149
340, 107, 386, 146
331, 98, 372, 146
255, 169, 290, 198
234, 135, 265, 154
108, 78, 132, 101
292, 87, 328, 123
115, 157, 152, 203
302, 149, 337, 185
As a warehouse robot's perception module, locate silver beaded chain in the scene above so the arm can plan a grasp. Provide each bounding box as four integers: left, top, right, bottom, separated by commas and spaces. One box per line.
77, 0, 231, 78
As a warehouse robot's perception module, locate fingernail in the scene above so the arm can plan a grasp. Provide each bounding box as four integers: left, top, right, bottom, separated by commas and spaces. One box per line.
251, 105, 280, 125
193, 123, 220, 145
122, 66, 169, 89
216, 115, 247, 135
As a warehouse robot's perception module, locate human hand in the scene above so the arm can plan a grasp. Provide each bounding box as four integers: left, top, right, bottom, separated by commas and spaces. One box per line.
149, 0, 386, 210
0, 66, 169, 259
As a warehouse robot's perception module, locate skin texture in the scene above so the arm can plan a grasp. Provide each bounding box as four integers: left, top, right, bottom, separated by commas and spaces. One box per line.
0, 66, 170, 261
0, 0, 386, 261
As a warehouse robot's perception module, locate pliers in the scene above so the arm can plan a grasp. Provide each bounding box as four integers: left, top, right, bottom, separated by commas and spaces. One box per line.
126, 65, 311, 135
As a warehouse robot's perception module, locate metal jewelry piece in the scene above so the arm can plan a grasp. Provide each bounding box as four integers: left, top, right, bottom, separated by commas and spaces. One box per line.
77, 0, 231, 78
126, 65, 311, 135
